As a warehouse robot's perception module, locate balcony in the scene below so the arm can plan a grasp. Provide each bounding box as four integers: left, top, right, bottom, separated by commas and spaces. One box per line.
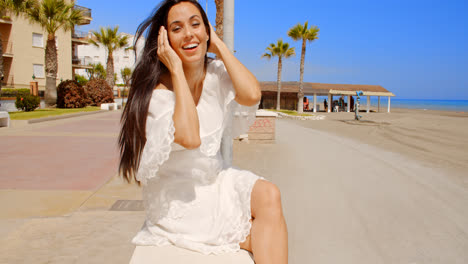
0, 11, 12, 25
72, 30, 89, 45
74, 5, 92, 25
1, 74, 14, 87
72, 56, 93, 69
1, 41, 13, 57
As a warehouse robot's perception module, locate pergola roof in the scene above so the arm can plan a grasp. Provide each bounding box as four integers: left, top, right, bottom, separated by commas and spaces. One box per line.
260, 81, 395, 97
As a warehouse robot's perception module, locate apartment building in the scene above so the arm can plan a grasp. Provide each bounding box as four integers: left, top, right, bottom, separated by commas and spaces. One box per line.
75, 33, 144, 85
0, 3, 92, 91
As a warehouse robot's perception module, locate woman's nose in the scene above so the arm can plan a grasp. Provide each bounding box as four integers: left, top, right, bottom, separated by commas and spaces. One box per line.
184, 28, 194, 39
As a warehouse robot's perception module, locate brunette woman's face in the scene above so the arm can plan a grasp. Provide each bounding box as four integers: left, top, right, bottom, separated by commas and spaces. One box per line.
166, 2, 209, 65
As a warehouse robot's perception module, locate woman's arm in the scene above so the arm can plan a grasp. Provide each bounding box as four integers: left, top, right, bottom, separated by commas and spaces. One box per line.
208, 25, 262, 106
157, 26, 201, 149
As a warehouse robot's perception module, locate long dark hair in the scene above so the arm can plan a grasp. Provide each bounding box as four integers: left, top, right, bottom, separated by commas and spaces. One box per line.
119, 0, 211, 184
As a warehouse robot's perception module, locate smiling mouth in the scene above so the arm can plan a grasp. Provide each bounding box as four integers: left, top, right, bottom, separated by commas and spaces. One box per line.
182, 43, 199, 50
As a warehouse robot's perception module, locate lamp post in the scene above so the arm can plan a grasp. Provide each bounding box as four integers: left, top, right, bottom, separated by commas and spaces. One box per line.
223, 0, 234, 53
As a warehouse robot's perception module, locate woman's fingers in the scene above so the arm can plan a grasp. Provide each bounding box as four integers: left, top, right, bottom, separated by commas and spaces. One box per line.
158, 27, 163, 48
163, 27, 168, 47
156, 26, 182, 73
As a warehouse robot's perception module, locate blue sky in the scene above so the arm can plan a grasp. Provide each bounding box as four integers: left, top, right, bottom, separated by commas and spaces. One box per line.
76, 0, 468, 100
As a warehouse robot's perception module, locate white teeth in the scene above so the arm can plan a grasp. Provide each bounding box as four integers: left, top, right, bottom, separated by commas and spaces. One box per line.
183, 43, 198, 49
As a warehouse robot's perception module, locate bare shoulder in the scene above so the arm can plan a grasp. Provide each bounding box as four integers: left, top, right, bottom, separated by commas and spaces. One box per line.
154, 73, 173, 91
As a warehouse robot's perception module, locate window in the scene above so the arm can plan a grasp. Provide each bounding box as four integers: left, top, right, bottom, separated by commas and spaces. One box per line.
32, 33, 43, 48
33, 64, 44, 78
123, 56, 130, 64
85, 56, 92, 64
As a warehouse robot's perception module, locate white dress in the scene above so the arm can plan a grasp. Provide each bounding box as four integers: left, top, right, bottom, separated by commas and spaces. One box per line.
132, 59, 265, 255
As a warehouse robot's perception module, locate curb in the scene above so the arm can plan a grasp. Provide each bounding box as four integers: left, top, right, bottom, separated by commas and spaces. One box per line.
27, 110, 116, 124
276, 112, 326, 120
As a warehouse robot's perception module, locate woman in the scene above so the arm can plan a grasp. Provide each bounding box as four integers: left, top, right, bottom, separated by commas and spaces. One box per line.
119, 1, 288, 263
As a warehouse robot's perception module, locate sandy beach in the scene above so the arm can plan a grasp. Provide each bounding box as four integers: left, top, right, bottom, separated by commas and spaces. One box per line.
294, 108, 468, 185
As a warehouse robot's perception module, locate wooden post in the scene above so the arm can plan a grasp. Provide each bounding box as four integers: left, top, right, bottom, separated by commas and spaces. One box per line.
30, 82, 38, 96
313, 93, 317, 113
366, 95, 370, 113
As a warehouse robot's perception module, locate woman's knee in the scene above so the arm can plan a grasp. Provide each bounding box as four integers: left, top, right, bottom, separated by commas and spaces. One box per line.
252, 180, 283, 217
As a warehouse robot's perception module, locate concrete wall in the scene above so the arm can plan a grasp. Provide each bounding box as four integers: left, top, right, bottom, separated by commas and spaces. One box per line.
8, 16, 72, 90
75, 33, 145, 84
1, 4, 74, 91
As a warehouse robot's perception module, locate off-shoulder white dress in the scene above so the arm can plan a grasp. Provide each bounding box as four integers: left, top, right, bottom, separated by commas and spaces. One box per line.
132, 59, 265, 255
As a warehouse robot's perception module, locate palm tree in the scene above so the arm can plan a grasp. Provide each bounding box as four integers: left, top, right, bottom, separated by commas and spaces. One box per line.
86, 62, 106, 80
288, 21, 319, 113
89, 26, 129, 89
120, 66, 132, 102
262, 39, 295, 110
214, 0, 223, 40
27, 0, 85, 107
0, 0, 35, 91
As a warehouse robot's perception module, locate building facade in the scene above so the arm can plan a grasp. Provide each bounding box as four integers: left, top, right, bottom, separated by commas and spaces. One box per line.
0, 3, 92, 91
74, 33, 144, 85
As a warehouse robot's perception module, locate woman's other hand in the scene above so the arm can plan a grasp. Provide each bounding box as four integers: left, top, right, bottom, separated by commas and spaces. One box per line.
157, 26, 183, 73
207, 23, 224, 57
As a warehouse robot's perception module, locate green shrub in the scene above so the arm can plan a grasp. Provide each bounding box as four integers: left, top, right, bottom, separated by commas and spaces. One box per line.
74, 74, 89, 85
15, 94, 40, 111
1, 88, 31, 98
121, 88, 129, 97
57, 80, 90, 108
84, 79, 114, 106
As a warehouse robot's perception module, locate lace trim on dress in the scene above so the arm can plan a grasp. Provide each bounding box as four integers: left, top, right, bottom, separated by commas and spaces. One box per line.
136, 110, 175, 185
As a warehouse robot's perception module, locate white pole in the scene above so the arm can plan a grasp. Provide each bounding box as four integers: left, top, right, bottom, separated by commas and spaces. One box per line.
378, 96, 380, 112
328, 94, 331, 113
388, 96, 391, 113
366, 95, 370, 113
347, 95, 350, 112
223, 0, 234, 53
313, 93, 317, 113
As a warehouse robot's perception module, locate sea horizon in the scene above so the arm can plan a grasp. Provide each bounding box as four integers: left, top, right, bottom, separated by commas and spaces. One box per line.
366, 98, 468, 112
305, 96, 468, 112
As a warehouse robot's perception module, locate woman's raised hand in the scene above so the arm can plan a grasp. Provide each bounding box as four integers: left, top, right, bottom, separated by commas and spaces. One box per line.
157, 26, 182, 73
207, 22, 224, 57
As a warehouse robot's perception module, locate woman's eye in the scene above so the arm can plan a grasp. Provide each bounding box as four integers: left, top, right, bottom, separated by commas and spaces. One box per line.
192, 23, 200, 27
172, 27, 181, 32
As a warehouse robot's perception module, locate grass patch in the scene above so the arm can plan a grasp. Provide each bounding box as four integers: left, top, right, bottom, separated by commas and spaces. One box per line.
265, 109, 313, 116
9, 106, 101, 120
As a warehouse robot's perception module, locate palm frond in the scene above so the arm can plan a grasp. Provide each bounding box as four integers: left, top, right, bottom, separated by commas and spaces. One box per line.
26, 0, 85, 35
261, 53, 272, 59
262, 39, 295, 59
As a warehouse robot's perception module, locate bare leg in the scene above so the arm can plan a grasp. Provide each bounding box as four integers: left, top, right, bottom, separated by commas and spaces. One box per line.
240, 179, 288, 264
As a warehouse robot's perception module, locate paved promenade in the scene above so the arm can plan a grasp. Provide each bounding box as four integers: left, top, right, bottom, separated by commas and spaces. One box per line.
1, 111, 467, 263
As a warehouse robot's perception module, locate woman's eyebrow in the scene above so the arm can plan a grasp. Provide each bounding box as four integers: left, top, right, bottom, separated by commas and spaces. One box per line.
169, 15, 201, 26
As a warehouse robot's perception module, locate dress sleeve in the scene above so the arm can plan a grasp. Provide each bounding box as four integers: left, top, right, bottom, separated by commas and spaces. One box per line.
218, 61, 259, 139
216, 60, 259, 167
137, 90, 176, 185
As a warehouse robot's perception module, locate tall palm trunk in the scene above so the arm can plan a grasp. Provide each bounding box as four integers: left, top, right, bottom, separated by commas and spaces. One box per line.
0, 33, 4, 92
106, 52, 114, 88
214, 0, 223, 40
45, 33, 58, 107
276, 56, 283, 110
297, 38, 306, 113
